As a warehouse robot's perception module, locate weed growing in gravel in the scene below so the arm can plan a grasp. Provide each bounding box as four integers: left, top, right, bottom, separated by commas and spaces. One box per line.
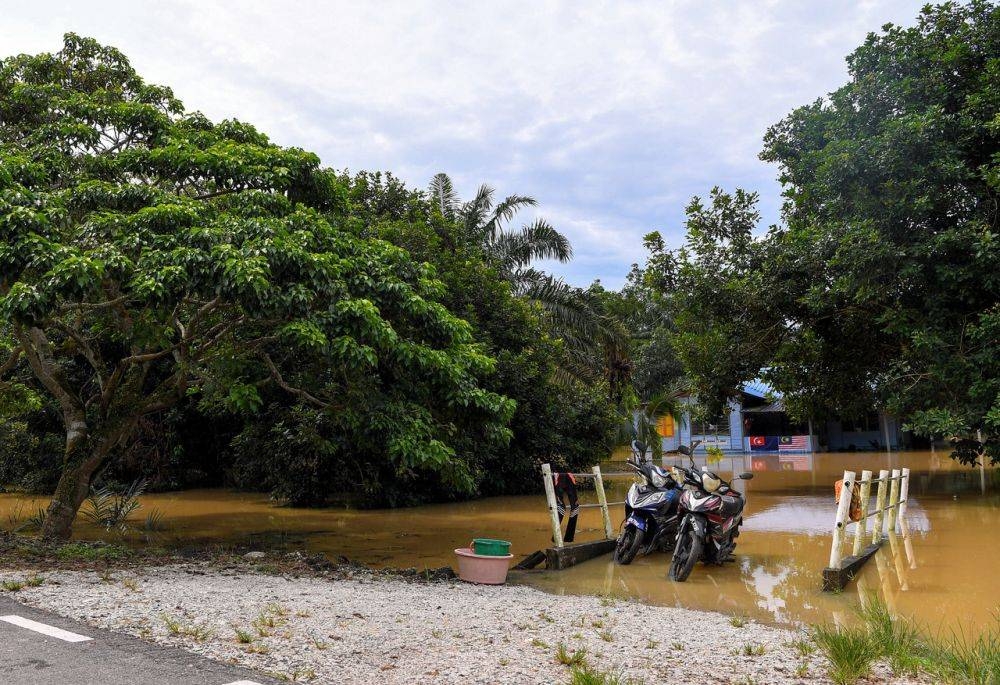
245, 643, 270, 655
121, 577, 140, 592
812, 623, 876, 685
160, 614, 213, 641
596, 629, 614, 643
591, 619, 604, 629
794, 663, 809, 678
569, 664, 641, 685
739, 642, 765, 656
787, 638, 814, 657
98, 569, 115, 583
555, 642, 588, 667
234, 629, 254, 644
295, 610, 311, 618
531, 637, 549, 649
671, 642, 684, 651
430, 629, 443, 639
290, 667, 317, 681
538, 610, 555, 623
729, 614, 748, 628
2, 580, 24, 592
645, 639, 659, 650
24, 575, 44, 587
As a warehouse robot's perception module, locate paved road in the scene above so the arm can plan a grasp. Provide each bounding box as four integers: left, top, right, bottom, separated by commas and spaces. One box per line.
0, 595, 278, 685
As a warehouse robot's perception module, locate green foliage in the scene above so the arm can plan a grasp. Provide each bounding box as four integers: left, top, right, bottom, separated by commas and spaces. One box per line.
648, 3, 1000, 461
0, 35, 514, 530
82, 478, 146, 531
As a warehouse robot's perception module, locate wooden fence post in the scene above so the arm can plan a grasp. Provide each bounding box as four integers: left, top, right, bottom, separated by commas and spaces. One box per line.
829, 470, 856, 568
871, 469, 889, 544
541, 463, 563, 548
887, 468, 901, 533
852, 470, 873, 557
592, 465, 614, 540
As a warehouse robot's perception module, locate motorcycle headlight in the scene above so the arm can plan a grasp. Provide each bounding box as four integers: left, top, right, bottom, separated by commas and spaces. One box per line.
651, 470, 667, 488
701, 473, 721, 492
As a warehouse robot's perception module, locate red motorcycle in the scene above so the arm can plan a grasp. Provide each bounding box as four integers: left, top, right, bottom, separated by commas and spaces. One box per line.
667, 456, 753, 582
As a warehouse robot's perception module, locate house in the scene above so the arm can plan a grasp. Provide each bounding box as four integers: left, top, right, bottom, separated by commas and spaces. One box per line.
657, 382, 904, 454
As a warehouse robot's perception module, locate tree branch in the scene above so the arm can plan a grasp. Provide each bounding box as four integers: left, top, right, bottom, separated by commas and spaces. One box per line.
261, 353, 330, 409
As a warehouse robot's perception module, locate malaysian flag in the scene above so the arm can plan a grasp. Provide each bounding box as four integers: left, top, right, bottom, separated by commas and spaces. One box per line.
778, 435, 809, 451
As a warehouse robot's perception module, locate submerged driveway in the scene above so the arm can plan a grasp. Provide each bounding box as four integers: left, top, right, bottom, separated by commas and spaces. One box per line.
0, 595, 276, 685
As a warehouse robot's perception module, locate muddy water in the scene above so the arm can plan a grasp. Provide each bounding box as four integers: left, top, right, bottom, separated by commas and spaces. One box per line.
1, 451, 997, 632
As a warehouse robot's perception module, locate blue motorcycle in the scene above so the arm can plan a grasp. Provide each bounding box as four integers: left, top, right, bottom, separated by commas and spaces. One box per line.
614, 442, 684, 565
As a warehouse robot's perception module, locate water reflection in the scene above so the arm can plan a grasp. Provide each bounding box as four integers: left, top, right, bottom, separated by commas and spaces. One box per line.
0, 451, 996, 632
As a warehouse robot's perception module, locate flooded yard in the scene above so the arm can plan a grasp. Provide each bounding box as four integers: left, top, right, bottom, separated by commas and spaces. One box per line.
2, 450, 996, 634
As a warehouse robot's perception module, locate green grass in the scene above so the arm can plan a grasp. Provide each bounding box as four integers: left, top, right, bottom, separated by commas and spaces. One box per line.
811, 596, 1000, 684
234, 628, 254, 644
925, 627, 1000, 684
2, 580, 24, 592
729, 613, 748, 628
738, 642, 766, 656
555, 642, 588, 667
569, 665, 642, 685
24, 575, 45, 587
812, 623, 879, 684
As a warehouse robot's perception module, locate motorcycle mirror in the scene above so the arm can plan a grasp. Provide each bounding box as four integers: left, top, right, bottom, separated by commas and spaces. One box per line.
738, 472, 754, 480
677, 445, 689, 456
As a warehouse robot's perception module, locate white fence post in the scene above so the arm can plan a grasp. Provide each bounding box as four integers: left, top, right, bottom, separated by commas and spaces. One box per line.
829, 470, 856, 568
871, 469, 889, 544
898, 468, 910, 521
887, 468, 901, 533
541, 463, 563, 548
592, 465, 614, 540
853, 470, 873, 556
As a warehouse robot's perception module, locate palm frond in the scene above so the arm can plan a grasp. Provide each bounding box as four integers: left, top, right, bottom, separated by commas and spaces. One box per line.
428, 173, 459, 220
490, 219, 573, 272
459, 183, 494, 237
485, 194, 537, 236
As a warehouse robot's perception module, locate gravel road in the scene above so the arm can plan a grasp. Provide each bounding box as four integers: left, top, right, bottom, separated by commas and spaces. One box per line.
0, 561, 909, 684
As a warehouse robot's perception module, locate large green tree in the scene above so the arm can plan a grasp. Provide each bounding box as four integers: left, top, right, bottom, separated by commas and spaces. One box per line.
652, 1, 1000, 462
0, 35, 512, 538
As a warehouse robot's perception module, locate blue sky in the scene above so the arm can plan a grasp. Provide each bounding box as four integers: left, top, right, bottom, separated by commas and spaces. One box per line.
6, 1, 925, 288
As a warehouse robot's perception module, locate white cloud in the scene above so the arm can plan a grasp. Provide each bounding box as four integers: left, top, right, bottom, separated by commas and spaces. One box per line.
3, 0, 927, 287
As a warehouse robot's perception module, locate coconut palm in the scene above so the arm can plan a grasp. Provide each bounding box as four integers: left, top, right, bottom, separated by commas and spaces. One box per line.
429, 173, 631, 399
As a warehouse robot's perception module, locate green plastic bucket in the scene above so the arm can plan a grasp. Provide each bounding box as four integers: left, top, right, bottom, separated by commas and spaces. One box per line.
472, 538, 511, 556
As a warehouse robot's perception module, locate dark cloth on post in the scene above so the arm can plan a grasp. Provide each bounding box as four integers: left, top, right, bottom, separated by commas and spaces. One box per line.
553, 472, 579, 543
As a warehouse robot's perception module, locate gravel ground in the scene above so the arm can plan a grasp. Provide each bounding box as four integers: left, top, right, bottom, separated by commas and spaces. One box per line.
0, 561, 910, 684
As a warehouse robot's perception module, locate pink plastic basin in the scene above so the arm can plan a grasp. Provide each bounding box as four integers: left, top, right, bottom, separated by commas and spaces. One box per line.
454, 547, 513, 585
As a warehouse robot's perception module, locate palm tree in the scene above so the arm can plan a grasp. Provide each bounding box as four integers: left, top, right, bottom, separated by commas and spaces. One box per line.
428, 173, 572, 283
429, 173, 631, 398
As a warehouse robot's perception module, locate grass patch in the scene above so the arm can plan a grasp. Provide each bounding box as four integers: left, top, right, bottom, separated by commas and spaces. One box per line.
234, 628, 254, 644
569, 665, 640, 685
812, 623, 878, 684
531, 637, 549, 649
738, 642, 766, 656
729, 614, 748, 628
2, 580, 24, 592
809, 595, 1000, 684
555, 641, 588, 667
24, 575, 45, 587
160, 613, 213, 642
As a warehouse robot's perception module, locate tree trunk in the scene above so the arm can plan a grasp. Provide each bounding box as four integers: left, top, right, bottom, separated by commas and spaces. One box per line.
41, 445, 105, 541
41, 425, 126, 541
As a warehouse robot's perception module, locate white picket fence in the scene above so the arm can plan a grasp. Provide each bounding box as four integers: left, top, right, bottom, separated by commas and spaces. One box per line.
829, 467, 910, 569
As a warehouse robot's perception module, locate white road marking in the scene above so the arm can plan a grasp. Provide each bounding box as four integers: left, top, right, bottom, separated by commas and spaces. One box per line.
0, 614, 92, 642
221, 681, 266, 685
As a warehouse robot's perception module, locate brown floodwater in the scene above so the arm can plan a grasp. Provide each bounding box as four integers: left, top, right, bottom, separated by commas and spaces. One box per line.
1, 450, 997, 633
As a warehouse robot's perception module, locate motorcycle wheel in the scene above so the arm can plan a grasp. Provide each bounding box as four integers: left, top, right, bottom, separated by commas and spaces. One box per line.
668, 530, 702, 582
614, 526, 644, 565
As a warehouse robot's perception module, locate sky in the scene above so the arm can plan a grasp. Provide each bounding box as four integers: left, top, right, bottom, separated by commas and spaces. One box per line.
4, 0, 926, 288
